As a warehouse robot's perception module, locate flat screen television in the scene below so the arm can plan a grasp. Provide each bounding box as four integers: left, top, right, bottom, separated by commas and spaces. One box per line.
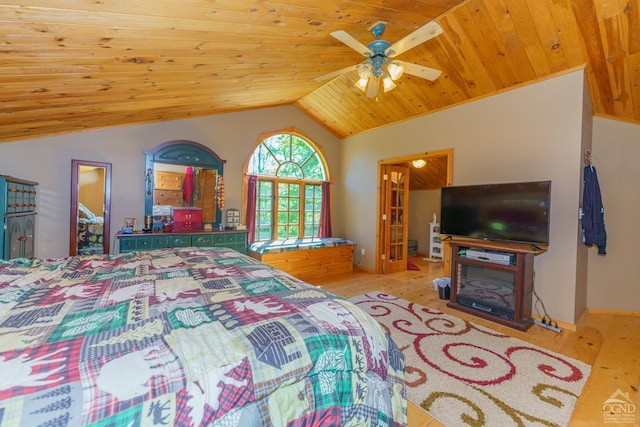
440, 180, 551, 245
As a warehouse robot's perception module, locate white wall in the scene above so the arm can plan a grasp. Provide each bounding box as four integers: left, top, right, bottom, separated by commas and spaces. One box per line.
589, 117, 640, 312
339, 70, 587, 324
0, 106, 341, 258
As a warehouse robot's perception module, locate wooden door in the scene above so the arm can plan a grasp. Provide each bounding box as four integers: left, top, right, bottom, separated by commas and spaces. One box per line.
382, 165, 410, 273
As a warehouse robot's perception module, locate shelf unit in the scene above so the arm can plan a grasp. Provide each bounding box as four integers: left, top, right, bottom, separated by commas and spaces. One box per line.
446, 238, 545, 331
226, 208, 240, 229
428, 222, 443, 259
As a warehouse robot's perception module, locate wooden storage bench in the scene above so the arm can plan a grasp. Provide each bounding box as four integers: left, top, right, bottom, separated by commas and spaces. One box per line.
248, 237, 356, 282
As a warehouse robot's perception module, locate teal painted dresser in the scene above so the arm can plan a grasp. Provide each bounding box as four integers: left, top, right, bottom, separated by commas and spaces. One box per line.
117, 230, 248, 254
1, 175, 38, 260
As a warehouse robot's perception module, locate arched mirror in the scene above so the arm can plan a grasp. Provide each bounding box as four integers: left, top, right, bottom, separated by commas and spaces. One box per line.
145, 140, 225, 231
70, 160, 112, 255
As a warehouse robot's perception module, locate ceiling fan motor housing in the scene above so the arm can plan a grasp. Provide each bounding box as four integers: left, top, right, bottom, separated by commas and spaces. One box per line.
367, 40, 392, 77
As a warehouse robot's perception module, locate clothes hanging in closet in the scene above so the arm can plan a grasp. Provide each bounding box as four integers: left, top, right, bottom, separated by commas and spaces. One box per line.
582, 164, 607, 254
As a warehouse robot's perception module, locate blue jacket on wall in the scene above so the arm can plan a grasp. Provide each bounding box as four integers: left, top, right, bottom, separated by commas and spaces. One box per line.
582, 165, 607, 254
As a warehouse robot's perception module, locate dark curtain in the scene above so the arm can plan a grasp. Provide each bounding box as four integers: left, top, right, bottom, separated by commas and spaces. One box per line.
318, 181, 332, 238
246, 175, 257, 243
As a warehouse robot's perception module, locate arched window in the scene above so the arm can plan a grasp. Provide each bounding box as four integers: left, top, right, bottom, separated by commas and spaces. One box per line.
246, 129, 330, 242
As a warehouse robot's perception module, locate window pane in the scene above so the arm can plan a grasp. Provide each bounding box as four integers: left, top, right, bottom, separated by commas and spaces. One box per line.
303, 183, 321, 238
278, 198, 288, 210
289, 198, 299, 211
255, 180, 273, 241
264, 134, 291, 164
249, 144, 279, 175
301, 154, 324, 180
291, 136, 315, 165
278, 162, 303, 178
289, 212, 299, 225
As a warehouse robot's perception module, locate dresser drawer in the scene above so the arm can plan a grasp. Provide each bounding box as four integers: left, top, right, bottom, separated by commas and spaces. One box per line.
119, 236, 154, 252
192, 234, 215, 247
173, 207, 203, 223
168, 235, 191, 247
154, 189, 183, 206
173, 221, 203, 232
155, 171, 183, 190
6, 182, 37, 213
212, 232, 247, 253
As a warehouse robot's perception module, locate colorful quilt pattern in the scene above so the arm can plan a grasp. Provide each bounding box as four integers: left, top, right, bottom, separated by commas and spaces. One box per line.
0, 247, 406, 426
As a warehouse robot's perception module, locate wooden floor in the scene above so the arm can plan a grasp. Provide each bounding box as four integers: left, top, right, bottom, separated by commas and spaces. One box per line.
310, 256, 640, 427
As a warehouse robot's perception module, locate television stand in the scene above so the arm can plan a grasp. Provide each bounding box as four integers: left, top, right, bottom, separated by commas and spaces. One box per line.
446, 239, 546, 331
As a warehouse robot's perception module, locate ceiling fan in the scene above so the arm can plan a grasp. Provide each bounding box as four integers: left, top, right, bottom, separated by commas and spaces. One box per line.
315, 21, 443, 98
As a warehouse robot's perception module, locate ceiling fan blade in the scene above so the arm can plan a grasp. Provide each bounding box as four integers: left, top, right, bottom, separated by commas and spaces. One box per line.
396, 60, 442, 81
330, 30, 372, 56
314, 64, 358, 82
366, 77, 379, 98
386, 21, 443, 57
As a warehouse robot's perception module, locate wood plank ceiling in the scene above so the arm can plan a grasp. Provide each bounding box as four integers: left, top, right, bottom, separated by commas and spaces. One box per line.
0, 0, 638, 144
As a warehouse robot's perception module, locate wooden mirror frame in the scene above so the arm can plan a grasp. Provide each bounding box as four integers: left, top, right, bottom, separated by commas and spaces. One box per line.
144, 140, 226, 226
69, 160, 112, 255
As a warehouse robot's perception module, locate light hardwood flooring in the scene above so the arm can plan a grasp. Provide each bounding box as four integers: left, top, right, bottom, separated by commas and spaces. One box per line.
310, 257, 640, 427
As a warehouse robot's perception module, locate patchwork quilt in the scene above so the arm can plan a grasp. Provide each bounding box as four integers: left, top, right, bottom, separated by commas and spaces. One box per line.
0, 247, 406, 426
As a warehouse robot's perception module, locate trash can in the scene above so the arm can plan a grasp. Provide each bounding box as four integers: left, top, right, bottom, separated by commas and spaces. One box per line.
433, 277, 451, 300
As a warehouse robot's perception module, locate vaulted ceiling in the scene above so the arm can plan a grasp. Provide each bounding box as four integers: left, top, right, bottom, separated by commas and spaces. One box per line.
1, 0, 637, 144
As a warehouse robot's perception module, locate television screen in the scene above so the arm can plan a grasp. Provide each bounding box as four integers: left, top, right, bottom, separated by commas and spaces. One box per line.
440, 180, 551, 245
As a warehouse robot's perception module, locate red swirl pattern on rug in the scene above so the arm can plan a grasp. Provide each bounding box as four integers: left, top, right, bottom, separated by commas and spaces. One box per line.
350, 292, 591, 427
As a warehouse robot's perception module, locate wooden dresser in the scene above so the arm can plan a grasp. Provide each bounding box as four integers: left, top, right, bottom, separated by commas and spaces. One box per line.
117, 229, 248, 254
154, 170, 183, 206
1, 175, 38, 260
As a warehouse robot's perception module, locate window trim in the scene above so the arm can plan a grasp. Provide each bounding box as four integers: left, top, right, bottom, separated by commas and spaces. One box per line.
242, 127, 331, 241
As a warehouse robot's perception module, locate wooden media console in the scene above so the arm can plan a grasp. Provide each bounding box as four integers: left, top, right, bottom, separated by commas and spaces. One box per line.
446, 238, 547, 331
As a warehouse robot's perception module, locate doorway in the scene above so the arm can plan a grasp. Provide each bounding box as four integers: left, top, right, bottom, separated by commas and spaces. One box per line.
69, 160, 112, 255
376, 149, 453, 273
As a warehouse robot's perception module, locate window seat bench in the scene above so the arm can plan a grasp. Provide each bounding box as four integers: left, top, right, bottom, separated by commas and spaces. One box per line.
247, 237, 356, 282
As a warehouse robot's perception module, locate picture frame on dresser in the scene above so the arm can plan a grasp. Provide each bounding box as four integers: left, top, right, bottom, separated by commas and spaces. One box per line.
124, 217, 138, 232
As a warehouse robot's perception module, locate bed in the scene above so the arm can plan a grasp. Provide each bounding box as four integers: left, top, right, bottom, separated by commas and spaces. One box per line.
248, 238, 356, 281
0, 246, 406, 426
76, 202, 104, 255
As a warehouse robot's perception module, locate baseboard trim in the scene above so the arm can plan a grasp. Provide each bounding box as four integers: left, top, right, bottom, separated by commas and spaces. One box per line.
586, 308, 640, 317
354, 264, 374, 274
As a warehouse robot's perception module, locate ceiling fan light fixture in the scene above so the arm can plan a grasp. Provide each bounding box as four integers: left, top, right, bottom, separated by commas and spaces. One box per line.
356, 63, 372, 79
382, 75, 396, 92
355, 77, 369, 92
387, 62, 404, 81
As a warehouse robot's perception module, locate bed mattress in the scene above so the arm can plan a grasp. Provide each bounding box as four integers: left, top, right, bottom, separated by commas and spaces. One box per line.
0, 247, 405, 426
